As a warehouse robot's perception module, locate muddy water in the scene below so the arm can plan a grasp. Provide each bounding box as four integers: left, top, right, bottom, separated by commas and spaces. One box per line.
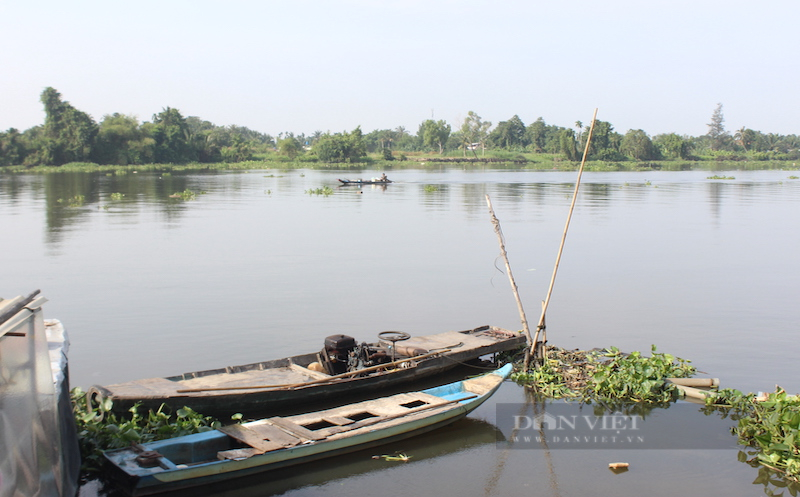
2, 167, 798, 496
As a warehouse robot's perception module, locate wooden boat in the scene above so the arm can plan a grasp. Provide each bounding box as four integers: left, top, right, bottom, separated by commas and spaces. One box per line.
88, 326, 524, 416
102, 364, 512, 496
338, 178, 392, 185
173, 417, 504, 497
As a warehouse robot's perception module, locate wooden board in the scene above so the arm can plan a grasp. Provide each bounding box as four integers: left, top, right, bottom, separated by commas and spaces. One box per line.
217, 448, 261, 461
247, 423, 303, 447
321, 416, 355, 426
267, 417, 327, 441
218, 424, 285, 454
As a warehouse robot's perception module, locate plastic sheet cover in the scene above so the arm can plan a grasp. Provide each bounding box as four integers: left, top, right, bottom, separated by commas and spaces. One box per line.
0, 297, 79, 497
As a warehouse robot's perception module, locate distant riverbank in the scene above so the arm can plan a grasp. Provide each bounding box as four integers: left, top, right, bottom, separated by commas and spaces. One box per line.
1, 157, 798, 174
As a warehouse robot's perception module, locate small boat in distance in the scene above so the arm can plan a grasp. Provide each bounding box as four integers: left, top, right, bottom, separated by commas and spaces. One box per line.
338, 174, 392, 185
103, 364, 512, 496
88, 326, 524, 417
338, 179, 392, 185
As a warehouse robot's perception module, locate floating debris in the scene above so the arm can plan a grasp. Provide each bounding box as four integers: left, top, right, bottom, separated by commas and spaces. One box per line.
372, 453, 412, 462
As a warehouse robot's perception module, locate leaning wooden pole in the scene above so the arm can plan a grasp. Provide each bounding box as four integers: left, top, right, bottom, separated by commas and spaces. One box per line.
486, 194, 533, 364
528, 109, 598, 369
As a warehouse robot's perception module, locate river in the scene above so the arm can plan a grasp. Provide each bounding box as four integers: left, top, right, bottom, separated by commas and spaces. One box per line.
2, 167, 799, 496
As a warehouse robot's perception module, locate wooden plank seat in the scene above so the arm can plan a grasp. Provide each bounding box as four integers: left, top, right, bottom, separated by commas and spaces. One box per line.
267, 417, 327, 441
217, 422, 303, 460
247, 423, 305, 446
321, 415, 355, 426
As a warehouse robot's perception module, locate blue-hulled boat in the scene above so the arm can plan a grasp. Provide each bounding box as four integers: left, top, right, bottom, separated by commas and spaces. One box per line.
103, 364, 512, 495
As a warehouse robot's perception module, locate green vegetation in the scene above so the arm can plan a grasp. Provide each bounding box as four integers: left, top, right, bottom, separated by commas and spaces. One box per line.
587, 346, 695, 403
518, 345, 800, 484
512, 345, 695, 405
1, 88, 798, 168
423, 185, 439, 192
70, 387, 236, 474
56, 194, 86, 207
2, 156, 797, 176
170, 189, 205, 200
418, 119, 451, 155
305, 186, 334, 196
313, 127, 367, 163
0, 88, 272, 168
707, 175, 736, 180
705, 388, 800, 483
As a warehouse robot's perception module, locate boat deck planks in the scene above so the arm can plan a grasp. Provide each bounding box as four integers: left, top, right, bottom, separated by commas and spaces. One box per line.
266, 417, 326, 441
219, 397, 461, 461
392, 329, 519, 361
177, 367, 324, 392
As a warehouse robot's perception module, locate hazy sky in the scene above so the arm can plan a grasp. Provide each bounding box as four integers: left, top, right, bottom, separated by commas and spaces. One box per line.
1, 0, 797, 138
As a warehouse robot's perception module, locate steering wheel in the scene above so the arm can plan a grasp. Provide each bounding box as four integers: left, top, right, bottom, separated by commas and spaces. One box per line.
378, 331, 411, 342
378, 331, 411, 362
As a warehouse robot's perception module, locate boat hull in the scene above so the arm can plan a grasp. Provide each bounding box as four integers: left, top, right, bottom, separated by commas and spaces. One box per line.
103, 364, 512, 495
90, 326, 524, 417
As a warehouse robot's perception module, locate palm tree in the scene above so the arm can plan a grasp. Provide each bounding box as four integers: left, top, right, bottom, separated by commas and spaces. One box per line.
733, 126, 749, 152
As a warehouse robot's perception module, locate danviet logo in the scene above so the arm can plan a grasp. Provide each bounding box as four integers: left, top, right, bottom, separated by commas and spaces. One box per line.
495, 403, 736, 450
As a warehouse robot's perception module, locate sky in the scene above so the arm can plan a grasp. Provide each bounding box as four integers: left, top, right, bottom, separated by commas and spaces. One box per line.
1, 0, 798, 139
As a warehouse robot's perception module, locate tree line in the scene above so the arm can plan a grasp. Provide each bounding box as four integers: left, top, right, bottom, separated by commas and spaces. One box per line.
1, 89, 798, 167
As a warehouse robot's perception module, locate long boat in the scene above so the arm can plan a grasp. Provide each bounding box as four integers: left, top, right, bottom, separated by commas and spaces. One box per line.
338, 178, 392, 185
88, 326, 524, 416
103, 364, 512, 496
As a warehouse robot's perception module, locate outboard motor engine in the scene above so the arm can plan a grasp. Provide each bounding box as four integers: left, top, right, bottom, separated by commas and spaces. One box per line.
323, 334, 357, 375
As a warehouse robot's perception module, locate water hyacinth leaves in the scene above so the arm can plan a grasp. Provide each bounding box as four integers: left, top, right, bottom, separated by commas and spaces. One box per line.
708, 387, 800, 482
305, 186, 334, 196
169, 189, 206, 200
70, 387, 229, 474
588, 345, 695, 403
513, 345, 696, 404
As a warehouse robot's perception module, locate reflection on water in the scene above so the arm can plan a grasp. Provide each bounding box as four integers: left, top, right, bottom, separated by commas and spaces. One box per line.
3, 170, 798, 246
4, 168, 800, 497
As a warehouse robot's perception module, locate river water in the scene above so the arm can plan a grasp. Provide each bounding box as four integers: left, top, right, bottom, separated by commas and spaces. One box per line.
2, 167, 799, 496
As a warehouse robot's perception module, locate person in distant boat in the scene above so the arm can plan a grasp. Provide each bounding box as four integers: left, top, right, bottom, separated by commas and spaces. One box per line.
380, 173, 388, 182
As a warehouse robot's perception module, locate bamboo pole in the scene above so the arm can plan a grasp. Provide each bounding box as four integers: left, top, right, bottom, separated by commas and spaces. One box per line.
666, 377, 720, 388
485, 195, 533, 364
528, 109, 598, 369
672, 384, 713, 401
